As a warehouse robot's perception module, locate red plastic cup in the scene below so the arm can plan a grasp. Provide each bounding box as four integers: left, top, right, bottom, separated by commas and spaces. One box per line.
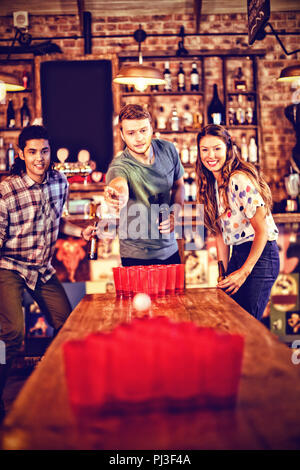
157, 265, 167, 297
120, 267, 131, 298
62, 339, 89, 411
165, 264, 176, 294
128, 266, 139, 296
112, 267, 123, 298
175, 264, 185, 294
148, 267, 159, 299
137, 267, 149, 294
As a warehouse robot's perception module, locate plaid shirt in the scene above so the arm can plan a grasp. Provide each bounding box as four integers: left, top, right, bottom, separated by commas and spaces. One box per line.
0, 170, 68, 290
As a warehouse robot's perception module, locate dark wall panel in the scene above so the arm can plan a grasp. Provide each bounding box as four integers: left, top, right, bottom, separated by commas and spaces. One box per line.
41, 60, 113, 172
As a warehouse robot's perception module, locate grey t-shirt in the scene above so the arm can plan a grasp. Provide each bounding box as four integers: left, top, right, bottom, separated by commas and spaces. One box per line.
106, 138, 184, 260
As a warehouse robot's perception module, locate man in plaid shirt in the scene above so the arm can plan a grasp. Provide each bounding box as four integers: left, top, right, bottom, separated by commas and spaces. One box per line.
0, 125, 94, 420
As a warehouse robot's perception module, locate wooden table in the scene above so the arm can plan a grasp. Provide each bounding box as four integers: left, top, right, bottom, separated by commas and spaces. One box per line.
1, 288, 300, 450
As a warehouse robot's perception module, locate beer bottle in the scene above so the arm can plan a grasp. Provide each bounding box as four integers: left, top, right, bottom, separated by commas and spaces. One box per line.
88, 224, 98, 260
217, 261, 226, 282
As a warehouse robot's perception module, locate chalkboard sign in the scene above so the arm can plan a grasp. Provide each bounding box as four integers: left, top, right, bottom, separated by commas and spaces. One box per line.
247, 0, 270, 45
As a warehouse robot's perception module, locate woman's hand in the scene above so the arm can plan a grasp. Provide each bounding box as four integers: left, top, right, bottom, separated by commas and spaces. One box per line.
217, 267, 250, 296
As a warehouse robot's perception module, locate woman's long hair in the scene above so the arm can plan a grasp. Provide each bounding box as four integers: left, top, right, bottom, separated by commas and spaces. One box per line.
195, 124, 273, 235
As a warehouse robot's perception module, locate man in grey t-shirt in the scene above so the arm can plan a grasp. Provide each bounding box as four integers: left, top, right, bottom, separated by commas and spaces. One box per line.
104, 104, 185, 266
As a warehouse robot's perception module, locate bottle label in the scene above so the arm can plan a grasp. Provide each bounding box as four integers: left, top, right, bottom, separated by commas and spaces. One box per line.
212, 113, 222, 125
178, 73, 185, 87
191, 73, 199, 85
164, 74, 172, 91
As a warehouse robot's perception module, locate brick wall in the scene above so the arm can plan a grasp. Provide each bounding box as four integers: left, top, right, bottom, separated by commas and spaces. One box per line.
0, 10, 299, 199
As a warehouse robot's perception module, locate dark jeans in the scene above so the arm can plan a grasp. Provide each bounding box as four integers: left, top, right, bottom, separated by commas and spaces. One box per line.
121, 250, 182, 267
226, 240, 280, 321
0, 269, 72, 363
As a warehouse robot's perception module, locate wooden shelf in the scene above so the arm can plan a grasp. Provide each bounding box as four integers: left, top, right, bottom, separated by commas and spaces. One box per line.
122, 91, 204, 97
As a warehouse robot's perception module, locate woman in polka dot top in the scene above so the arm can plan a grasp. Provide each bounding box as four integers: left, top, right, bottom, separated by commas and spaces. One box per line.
196, 124, 279, 320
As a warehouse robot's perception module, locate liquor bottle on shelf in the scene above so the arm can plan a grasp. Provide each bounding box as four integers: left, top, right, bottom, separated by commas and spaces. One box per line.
207, 84, 225, 125
180, 143, 190, 164
183, 171, 191, 201
189, 144, 198, 165
173, 138, 180, 155
182, 104, 193, 128
228, 96, 236, 126
190, 171, 197, 201
177, 62, 185, 92
193, 99, 203, 129
241, 135, 248, 162
22, 71, 29, 90
0, 138, 7, 171
234, 67, 247, 92
151, 63, 159, 92
156, 106, 167, 130
170, 105, 180, 132
190, 62, 199, 91
7, 100, 16, 128
20, 97, 31, 128
236, 94, 245, 125
163, 61, 172, 92
248, 137, 258, 163
7, 143, 15, 169
245, 96, 254, 125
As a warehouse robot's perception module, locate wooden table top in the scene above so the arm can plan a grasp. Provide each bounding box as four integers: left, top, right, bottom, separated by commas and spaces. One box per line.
1, 288, 300, 450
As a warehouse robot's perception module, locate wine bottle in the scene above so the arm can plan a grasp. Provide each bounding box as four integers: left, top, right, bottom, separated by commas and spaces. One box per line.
22, 71, 29, 90
177, 62, 185, 92
236, 94, 245, 125
20, 97, 31, 128
0, 138, 7, 171
241, 135, 248, 161
190, 62, 199, 91
7, 100, 15, 128
245, 96, 254, 124
180, 143, 190, 164
163, 61, 172, 92
228, 96, 236, 125
156, 106, 167, 130
170, 105, 180, 131
151, 63, 159, 92
248, 137, 258, 163
234, 67, 247, 92
182, 104, 193, 128
207, 84, 225, 125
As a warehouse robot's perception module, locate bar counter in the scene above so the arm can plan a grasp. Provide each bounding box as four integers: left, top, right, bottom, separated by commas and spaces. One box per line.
1, 288, 300, 450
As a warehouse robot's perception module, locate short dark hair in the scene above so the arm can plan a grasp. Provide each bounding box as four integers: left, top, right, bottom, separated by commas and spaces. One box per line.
18, 125, 50, 151
11, 125, 54, 176
119, 104, 152, 127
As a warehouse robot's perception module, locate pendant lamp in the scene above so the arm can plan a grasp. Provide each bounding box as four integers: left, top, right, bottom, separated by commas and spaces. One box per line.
277, 64, 300, 83
0, 71, 25, 101
113, 26, 165, 92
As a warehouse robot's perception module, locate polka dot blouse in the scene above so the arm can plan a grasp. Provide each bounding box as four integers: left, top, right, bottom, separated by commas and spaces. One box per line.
215, 172, 279, 246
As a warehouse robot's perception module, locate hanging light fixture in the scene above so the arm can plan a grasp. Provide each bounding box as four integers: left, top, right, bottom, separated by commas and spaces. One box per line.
0, 71, 25, 101
113, 26, 165, 92
277, 64, 300, 83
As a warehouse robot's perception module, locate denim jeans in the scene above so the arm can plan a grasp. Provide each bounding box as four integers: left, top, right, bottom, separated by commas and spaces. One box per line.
226, 240, 280, 321
0, 270, 72, 362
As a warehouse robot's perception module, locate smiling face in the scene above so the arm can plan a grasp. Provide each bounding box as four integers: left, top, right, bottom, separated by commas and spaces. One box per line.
120, 118, 153, 162
19, 138, 51, 183
199, 134, 227, 181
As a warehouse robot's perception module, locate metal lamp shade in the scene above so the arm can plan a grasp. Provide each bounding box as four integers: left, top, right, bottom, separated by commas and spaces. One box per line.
113, 64, 165, 91
277, 64, 300, 82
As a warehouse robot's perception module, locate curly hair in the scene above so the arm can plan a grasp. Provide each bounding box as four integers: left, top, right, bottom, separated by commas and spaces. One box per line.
195, 124, 273, 235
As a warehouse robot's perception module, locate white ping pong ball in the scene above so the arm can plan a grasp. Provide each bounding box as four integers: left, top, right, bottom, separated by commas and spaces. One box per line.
133, 293, 151, 312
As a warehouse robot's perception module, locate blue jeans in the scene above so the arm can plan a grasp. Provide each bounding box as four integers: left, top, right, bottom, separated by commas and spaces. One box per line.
226, 240, 280, 321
